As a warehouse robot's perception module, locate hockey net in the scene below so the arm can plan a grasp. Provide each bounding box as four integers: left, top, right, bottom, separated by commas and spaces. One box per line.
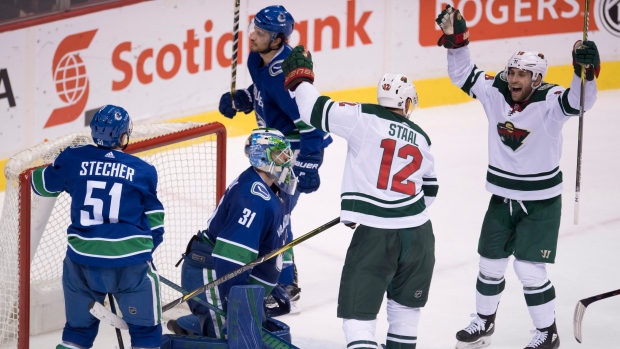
0, 122, 226, 349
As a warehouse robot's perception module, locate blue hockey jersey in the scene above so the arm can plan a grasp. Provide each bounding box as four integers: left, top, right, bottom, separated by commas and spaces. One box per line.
30, 144, 164, 267
201, 167, 292, 297
247, 44, 332, 158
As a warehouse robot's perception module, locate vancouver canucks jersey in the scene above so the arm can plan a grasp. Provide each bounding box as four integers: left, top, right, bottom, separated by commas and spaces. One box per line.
30, 144, 164, 267
247, 45, 332, 158
294, 82, 438, 229
201, 167, 292, 297
447, 46, 597, 200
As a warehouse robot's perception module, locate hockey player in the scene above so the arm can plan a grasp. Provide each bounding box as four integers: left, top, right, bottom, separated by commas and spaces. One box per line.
435, 5, 600, 349
168, 128, 296, 339
282, 46, 439, 349
218, 5, 332, 309
31, 105, 164, 349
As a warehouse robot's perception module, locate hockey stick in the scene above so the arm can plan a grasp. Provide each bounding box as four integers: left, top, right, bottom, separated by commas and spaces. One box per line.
574, 0, 590, 225
230, 0, 241, 100
163, 217, 341, 312
109, 294, 125, 349
573, 288, 620, 343
89, 300, 129, 330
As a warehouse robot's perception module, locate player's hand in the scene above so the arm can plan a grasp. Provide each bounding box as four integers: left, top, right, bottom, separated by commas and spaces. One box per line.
572, 40, 600, 80
283, 45, 314, 91
436, 5, 470, 49
293, 154, 321, 194
218, 89, 254, 118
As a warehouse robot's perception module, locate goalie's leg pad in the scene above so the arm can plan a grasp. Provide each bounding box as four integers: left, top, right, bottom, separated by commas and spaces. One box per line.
262, 318, 294, 348
160, 334, 228, 349
227, 285, 264, 349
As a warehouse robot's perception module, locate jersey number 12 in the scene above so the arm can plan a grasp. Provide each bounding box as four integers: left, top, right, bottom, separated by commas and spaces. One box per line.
376, 139, 423, 195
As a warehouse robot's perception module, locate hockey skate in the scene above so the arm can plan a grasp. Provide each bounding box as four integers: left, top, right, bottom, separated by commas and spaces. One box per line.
524, 321, 560, 349
455, 313, 496, 349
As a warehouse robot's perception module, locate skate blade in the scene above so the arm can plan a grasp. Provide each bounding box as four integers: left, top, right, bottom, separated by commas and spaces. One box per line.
455, 337, 492, 349
289, 300, 302, 314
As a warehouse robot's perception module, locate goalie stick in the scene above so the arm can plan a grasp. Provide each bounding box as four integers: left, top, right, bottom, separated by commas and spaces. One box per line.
573, 288, 620, 343
163, 217, 341, 312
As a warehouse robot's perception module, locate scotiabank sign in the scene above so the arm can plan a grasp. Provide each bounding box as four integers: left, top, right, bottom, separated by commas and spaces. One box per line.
419, 0, 599, 46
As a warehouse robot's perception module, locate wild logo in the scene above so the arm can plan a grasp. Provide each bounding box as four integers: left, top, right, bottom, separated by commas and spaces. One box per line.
497, 121, 530, 151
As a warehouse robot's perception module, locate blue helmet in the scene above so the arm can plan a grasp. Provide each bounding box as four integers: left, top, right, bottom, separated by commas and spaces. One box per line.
253, 5, 295, 41
90, 104, 133, 149
245, 128, 297, 194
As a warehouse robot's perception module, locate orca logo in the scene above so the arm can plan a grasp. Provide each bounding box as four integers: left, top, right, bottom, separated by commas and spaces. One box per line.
251, 182, 271, 200
45, 30, 98, 128
599, 0, 620, 37
269, 59, 284, 76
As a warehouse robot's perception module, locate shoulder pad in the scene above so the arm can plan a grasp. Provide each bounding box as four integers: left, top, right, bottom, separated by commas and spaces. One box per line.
250, 181, 272, 201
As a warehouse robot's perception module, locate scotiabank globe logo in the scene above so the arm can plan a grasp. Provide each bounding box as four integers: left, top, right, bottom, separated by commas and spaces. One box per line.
45, 30, 97, 128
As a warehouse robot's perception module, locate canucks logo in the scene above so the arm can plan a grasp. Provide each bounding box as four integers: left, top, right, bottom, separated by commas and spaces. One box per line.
251, 182, 271, 201
269, 59, 284, 76
497, 121, 530, 151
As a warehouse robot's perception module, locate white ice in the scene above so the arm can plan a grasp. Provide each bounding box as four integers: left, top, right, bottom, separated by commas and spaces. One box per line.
11, 89, 620, 348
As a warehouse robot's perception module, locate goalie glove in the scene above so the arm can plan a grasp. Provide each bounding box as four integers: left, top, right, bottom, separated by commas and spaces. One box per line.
436, 5, 470, 49
572, 40, 600, 81
282, 45, 314, 91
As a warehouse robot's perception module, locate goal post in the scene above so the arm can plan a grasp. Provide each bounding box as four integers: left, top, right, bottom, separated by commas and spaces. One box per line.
1, 122, 227, 349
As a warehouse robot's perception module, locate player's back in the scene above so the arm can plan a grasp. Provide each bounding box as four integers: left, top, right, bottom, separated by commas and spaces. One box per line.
47, 144, 161, 267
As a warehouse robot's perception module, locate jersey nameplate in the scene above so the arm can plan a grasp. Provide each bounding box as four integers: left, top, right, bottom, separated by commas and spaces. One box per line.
251, 182, 271, 201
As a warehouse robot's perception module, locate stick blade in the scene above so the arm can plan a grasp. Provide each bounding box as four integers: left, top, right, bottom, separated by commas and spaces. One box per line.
573, 300, 587, 343
89, 301, 129, 330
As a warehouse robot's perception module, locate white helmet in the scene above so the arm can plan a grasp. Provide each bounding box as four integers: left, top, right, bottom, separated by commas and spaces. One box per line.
377, 73, 418, 118
504, 51, 548, 88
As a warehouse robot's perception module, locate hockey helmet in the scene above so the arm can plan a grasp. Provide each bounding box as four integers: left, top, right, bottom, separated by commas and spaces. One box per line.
245, 128, 297, 194
90, 104, 133, 149
251, 5, 295, 42
377, 73, 418, 118
504, 51, 548, 88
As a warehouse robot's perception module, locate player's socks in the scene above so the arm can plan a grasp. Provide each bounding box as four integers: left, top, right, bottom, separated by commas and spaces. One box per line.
524, 321, 559, 349
455, 312, 495, 349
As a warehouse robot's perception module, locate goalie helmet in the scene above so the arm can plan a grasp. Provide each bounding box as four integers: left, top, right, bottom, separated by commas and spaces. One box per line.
245, 128, 297, 194
504, 51, 548, 88
252, 5, 295, 41
377, 73, 418, 118
90, 104, 133, 149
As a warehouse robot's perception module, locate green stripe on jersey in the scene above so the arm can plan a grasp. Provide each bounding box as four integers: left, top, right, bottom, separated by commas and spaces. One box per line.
67, 235, 154, 257
341, 192, 426, 218
31, 168, 60, 197
249, 277, 275, 296
487, 169, 562, 191
461, 65, 484, 96
310, 96, 332, 132
293, 118, 315, 132
524, 281, 556, 306
560, 89, 580, 115
212, 239, 258, 265
146, 211, 164, 229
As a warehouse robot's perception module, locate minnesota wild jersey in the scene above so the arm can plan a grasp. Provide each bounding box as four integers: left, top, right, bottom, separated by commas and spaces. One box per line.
294, 83, 438, 229
448, 46, 598, 200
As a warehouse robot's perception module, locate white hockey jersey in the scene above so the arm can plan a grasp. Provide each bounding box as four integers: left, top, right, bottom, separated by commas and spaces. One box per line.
447, 46, 598, 201
294, 82, 438, 229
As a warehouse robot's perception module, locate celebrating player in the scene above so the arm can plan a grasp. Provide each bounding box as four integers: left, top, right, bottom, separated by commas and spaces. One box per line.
167, 128, 296, 338
31, 105, 164, 349
283, 46, 439, 349
218, 5, 332, 309
435, 5, 599, 349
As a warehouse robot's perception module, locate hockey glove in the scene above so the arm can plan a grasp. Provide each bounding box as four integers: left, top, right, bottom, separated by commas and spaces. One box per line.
282, 45, 314, 91
436, 5, 470, 49
293, 154, 321, 194
264, 284, 291, 318
572, 40, 600, 81
218, 89, 254, 118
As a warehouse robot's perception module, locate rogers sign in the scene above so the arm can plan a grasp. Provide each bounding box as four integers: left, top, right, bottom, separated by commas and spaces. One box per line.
419, 0, 599, 46
111, 0, 372, 91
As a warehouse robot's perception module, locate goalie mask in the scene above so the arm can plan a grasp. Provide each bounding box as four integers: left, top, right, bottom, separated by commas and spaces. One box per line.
245, 128, 297, 195
377, 73, 418, 118
90, 104, 133, 149
504, 51, 548, 89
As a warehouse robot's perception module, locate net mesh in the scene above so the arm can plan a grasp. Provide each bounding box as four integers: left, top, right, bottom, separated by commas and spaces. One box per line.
0, 122, 224, 347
